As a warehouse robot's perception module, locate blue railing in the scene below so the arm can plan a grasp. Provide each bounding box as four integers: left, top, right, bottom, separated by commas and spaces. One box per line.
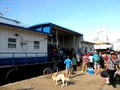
0, 52, 47, 66
0, 52, 66, 67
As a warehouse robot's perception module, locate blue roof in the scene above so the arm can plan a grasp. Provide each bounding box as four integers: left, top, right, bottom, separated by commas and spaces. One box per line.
0, 16, 83, 36
28, 22, 83, 36
28, 22, 52, 34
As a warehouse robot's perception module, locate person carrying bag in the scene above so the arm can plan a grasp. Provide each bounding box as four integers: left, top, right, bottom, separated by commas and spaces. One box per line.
106, 51, 119, 88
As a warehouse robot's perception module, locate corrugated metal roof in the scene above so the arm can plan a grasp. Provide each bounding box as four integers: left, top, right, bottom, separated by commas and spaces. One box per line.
0, 22, 50, 35
0, 16, 28, 28
0, 17, 49, 35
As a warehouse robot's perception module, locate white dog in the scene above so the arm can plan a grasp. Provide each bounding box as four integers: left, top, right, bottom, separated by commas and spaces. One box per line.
52, 72, 69, 87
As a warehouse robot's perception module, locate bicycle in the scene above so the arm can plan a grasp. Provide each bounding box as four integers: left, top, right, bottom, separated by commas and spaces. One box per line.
43, 63, 59, 78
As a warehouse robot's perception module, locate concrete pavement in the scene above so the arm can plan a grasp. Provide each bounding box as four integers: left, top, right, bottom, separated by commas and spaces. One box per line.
0, 70, 120, 90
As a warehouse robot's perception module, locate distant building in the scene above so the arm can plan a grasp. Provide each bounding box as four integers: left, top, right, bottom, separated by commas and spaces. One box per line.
79, 41, 94, 54
113, 39, 120, 51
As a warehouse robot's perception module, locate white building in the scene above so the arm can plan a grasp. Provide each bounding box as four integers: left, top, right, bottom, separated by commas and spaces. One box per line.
0, 17, 48, 65
80, 41, 94, 54
113, 39, 120, 51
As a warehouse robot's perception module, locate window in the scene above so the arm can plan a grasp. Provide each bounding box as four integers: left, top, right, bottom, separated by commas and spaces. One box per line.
82, 46, 84, 50
36, 27, 42, 32
89, 47, 92, 51
34, 41, 39, 49
43, 26, 50, 33
8, 38, 16, 48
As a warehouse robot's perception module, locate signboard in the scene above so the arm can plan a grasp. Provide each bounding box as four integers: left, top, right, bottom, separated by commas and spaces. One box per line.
94, 44, 112, 49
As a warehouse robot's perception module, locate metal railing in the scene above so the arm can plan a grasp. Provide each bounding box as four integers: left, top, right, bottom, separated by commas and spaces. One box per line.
0, 52, 66, 67
0, 52, 47, 66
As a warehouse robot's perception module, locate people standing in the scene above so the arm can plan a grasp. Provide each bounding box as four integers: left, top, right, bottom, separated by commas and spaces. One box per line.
52, 48, 57, 60
88, 53, 94, 68
81, 54, 88, 72
99, 52, 104, 69
106, 51, 119, 88
76, 53, 80, 65
64, 55, 72, 77
103, 52, 109, 69
93, 51, 100, 75
72, 54, 77, 74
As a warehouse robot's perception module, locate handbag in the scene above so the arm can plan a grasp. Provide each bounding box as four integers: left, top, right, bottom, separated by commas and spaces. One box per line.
100, 70, 109, 77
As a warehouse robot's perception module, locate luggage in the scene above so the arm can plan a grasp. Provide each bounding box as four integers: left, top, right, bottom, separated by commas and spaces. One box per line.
100, 70, 109, 77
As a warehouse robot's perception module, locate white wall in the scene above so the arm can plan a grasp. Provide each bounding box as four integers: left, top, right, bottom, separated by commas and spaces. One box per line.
113, 42, 120, 51
0, 25, 47, 57
80, 42, 94, 54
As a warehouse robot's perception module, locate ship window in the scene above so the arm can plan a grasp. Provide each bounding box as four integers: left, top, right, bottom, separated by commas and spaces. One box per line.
82, 46, 84, 50
36, 27, 42, 32
89, 47, 92, 51
8, 38, 16, 48
34, 41, 39, 49
43, 26, 50, 33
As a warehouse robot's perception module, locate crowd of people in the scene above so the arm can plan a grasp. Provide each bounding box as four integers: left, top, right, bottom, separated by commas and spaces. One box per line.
64, 50, 120, 88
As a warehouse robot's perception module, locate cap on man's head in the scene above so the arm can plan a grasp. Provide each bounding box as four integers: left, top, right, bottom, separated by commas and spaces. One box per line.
110, 51, 115, 54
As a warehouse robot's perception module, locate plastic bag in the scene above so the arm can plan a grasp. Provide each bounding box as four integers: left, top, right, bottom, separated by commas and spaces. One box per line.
104, 77, 110, 84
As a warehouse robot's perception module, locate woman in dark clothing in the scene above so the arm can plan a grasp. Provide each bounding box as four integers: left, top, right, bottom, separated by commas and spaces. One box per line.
99, 52, 104, 69
106, 52, 119, 88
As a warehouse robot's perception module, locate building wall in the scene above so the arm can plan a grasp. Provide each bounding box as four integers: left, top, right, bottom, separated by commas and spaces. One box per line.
0, 25, 47, 57
79, 42, 94, 54
75, 36, 81, 52
113, 42, 120, 51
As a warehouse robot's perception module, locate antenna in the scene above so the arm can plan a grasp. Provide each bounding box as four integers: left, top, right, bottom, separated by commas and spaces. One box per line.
0, 6, 11, 16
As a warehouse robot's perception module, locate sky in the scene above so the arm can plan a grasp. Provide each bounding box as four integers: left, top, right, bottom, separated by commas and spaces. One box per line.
0, 0, 120, 43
